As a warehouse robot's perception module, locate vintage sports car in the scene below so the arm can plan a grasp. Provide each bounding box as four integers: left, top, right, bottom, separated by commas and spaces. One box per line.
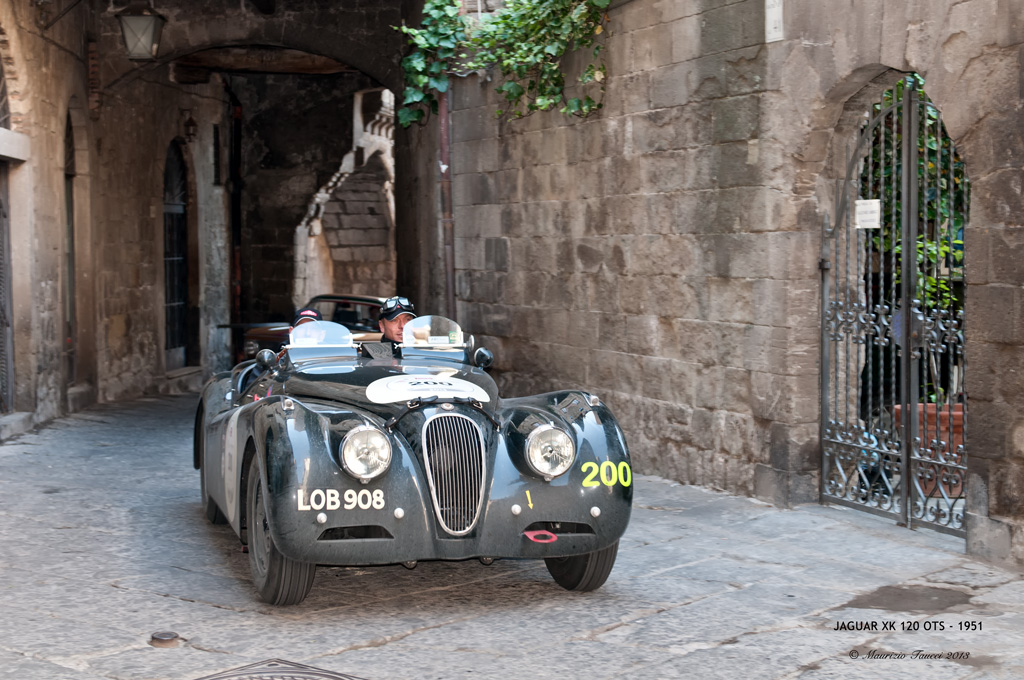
242, 294, 387, 358
194, 316, 632, 604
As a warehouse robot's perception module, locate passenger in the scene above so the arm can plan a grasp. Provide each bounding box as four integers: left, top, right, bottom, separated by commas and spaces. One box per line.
277, 307, 324, 359
293, 307, 322, 327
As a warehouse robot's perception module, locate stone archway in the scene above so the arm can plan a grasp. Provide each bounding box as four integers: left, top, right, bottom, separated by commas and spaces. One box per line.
818, 73, 971, 535
780, 20, 1024, 563
99, 4, 407, 96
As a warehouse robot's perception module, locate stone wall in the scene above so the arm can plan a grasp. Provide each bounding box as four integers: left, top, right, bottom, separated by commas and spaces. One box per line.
91, 78, 228, 401
0, 0, 231, 414
442, 0, 1024, 564
450, 0, 806, 502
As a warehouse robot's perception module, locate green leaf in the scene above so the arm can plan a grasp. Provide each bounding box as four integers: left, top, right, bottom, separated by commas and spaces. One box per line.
500, 81, 525, 98
397, 107, 424, 127
429, 74, 450, 93
400, 0, 609, 123
403, 87, 426, 104
402, 52, 427, 72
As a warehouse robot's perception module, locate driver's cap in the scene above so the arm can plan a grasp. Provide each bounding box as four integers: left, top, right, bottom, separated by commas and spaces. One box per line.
380, 296, 416, 321
293, 307, 322, 326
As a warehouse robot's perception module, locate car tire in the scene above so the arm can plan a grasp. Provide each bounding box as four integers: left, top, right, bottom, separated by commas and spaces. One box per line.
246, 456, 315, 605
196, 409, 227, 525
544, 540, 619, 592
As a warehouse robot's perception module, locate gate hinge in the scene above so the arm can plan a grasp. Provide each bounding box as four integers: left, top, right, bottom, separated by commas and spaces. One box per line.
819, 258, 831, 271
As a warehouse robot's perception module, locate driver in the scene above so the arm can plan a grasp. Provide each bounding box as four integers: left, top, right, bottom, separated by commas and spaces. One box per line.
362, 296, 416, 358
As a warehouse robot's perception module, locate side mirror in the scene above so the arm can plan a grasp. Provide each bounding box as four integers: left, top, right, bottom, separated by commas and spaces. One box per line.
255, 348, 277, 371
473, 347, 494, 369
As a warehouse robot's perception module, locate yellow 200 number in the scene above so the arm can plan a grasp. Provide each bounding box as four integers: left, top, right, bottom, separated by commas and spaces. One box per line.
582, 461, 632, 488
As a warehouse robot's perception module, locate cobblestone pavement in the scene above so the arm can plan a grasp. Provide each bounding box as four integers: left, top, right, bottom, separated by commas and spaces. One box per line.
0, 394, 1021, 680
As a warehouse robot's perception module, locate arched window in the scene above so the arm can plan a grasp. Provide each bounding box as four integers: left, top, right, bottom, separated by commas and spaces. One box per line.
163, 142, 191, 370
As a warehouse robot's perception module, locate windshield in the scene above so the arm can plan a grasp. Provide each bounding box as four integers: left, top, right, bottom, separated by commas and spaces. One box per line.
307, 296, 381, 332
286, 321, 356, 362
401, 316, 465, 348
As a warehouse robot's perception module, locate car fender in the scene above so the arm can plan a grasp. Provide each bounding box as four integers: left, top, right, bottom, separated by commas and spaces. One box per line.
494, 390, 632, 536
242, 397, 438, 563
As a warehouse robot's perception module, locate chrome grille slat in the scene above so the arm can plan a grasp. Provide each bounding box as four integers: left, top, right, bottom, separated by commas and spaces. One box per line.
422, 413, 486, 536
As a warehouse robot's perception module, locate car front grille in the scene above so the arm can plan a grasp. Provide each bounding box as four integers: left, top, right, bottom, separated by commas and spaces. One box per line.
421, 413, 486, 536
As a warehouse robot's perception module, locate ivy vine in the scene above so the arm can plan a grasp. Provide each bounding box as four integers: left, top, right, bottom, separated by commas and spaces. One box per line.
396, 0, 611, 127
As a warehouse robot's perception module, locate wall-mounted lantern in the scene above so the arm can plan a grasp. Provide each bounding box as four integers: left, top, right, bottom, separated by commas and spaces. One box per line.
117, 1, 166, 60
182, 110, 198, 142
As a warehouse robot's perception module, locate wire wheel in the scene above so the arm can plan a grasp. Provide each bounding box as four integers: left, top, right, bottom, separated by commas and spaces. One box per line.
246, 455, 315, 605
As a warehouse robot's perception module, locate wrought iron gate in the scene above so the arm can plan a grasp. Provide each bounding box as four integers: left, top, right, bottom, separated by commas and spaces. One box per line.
820, 75, 969, 536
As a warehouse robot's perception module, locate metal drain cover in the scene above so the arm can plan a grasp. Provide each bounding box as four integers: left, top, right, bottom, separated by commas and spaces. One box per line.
193, 659, 367, 680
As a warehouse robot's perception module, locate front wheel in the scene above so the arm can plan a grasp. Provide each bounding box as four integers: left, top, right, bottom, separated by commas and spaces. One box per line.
545, 541, 619, 592
246, 456, 315, 605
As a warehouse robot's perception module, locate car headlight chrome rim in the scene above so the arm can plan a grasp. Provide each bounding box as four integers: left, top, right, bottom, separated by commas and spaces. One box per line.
526, 425, 575, 480
340, 425, 392, 482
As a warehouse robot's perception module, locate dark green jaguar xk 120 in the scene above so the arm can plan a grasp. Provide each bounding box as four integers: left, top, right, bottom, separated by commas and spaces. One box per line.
194, 316, 632, 604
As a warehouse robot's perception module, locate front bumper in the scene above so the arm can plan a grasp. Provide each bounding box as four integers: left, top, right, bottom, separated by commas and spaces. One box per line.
264, 446, 632, 566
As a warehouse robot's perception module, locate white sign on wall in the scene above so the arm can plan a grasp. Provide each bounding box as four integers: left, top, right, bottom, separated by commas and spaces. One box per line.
765, 0, 784, 43
855, 199, 882, 230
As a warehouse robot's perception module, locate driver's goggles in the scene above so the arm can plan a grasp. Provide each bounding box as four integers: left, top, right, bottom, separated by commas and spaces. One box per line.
381, 296, 412, 313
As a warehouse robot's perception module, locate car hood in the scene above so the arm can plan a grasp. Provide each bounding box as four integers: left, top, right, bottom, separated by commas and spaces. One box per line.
279, 357, 500, 418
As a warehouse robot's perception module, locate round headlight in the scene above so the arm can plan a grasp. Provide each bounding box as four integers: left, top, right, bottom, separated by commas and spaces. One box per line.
341, 426, 392, 481
526, 425, 575, 480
